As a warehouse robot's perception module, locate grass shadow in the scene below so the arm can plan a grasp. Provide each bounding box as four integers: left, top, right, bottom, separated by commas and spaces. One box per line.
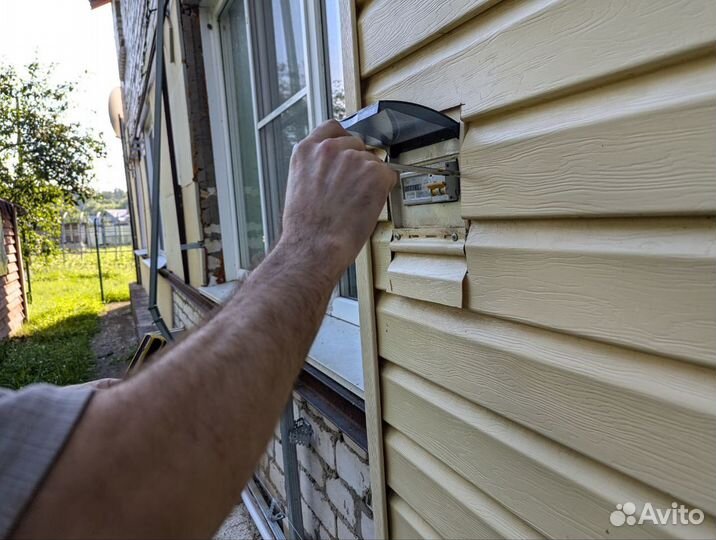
0, 312, 101, 389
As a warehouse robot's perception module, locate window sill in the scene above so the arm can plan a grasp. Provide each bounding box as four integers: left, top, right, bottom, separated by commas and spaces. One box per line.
328, 296, 359, 326
196, 278, 364, 398
308, 315, 363, 398
198, 281, 241, 305
138, 252, 167, 270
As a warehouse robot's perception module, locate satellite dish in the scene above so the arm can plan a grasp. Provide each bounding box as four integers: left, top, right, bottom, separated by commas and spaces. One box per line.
108, 87, 124, 138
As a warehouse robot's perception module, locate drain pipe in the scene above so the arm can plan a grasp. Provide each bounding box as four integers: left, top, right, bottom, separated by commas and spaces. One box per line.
147, 0, 173, 342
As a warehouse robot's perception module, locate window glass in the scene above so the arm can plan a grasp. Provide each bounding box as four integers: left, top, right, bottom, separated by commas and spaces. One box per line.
323, 0, 356, 299
324, 0, 345, 120
340, 263, 358, 299
259, 97, 309, 244
254, 0, 306, 117
224, 0, 265, 268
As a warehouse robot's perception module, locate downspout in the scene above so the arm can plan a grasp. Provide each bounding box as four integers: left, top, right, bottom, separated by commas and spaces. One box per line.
148, 0, 173, 342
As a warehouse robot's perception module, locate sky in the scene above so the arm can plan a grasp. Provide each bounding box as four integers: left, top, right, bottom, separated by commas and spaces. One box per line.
0, 0, 125, 192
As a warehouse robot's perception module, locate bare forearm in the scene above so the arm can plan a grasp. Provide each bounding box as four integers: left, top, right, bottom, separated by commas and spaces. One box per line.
14, 241, 339, 539
13, 119, 396, 539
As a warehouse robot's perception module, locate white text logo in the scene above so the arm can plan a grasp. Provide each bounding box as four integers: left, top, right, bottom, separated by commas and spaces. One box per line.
610, 502, 704, 527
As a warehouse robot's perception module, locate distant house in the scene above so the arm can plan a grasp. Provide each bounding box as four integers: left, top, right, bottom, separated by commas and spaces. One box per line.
0, 199, 27, 340
61, 208, 132, 249
103, 208, 130, 224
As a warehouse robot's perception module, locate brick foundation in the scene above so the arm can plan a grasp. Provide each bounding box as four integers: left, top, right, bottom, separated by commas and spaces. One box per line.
258, 398, 373, 540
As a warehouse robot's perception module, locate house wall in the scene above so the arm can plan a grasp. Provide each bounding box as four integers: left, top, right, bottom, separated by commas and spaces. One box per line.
114, 0, 223, 292
0, 202, 25, 340
349, 0, 716, 537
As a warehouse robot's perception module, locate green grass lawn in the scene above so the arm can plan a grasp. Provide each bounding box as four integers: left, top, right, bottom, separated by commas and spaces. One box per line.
0, 247, 135, 389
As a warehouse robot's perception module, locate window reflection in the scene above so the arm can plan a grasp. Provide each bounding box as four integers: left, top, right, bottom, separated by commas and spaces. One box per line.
259, 97, 309, 244
324, 0, 345, 120
254, 0, 306, 116
224, 0, 265, 269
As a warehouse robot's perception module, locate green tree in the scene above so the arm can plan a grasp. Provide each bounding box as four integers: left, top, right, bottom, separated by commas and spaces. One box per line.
0, 62, 105, 256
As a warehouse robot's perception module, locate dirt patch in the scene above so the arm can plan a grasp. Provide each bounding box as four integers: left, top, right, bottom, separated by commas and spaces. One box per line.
91, 301, 138, 380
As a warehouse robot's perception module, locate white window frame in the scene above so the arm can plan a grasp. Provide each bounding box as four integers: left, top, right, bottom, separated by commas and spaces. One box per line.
201, 0, 363, 395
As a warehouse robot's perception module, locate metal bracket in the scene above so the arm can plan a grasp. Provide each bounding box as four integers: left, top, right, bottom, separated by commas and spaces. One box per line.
288, 418, 313, 447
268, 500, 285, 523
180, 241, 204, 251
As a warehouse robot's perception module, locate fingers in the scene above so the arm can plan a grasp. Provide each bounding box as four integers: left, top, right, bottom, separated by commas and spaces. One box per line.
327, 135, 366, 152
307, 118, 350, 141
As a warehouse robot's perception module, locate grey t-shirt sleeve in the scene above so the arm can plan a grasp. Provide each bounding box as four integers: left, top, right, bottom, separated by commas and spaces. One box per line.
0, 383, 94, 537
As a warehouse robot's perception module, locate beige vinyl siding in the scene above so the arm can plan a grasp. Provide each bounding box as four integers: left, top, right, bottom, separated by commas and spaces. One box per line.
459, 57, 716, 218
347, 0, 716, 536
164, 0, 206, 287
388, 496, 441, 540
465, 218, 716, 366
357, 0, 498, 76
364, 0, 716, 120
385, 427, 543, 539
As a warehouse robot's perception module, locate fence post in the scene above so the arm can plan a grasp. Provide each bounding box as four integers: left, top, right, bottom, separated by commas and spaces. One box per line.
94, 213, 105, 303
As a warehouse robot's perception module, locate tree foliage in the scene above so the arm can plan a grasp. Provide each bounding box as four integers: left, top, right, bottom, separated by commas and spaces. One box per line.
0, 62, 106, 256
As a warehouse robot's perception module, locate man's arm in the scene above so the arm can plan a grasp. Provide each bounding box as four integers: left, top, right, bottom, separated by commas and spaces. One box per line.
13, 120, 396, 539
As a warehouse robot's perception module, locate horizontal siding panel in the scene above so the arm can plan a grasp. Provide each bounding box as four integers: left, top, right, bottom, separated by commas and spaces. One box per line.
391, 237, 465, 257
465, 218, 716, 365
0, 297, 23, 320
387, 253, 465, 307
2, 272, 20, 287
389, 494, 442, 540
460, 57, 716, 218
385, 428, 542, 539
364, 0, 716, 121
376, 293, 716, 513
358, 0, 498, 76
4, 286, 22, 305
4, 263, 18, 277
383, 364, 716, 539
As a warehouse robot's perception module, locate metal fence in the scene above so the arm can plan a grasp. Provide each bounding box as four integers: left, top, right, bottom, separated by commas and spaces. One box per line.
60, 213, 133, 252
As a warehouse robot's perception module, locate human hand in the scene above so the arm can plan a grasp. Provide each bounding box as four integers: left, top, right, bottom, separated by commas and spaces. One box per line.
281, 119, 397, 279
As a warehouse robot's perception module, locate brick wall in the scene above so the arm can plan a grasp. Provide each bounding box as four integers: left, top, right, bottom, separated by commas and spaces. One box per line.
258, 398, 374, 540
114, 0, 152, 138
172, 287, 202, 330
171, 289, 374, 539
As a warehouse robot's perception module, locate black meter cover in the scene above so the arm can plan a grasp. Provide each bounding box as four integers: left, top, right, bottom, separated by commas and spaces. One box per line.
339, 101, 459, 157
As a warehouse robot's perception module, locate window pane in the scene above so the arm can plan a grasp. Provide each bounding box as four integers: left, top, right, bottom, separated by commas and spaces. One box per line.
223, 0, 265, 269
339, 263, 358, 299
254, 0, 306, 117
323, 0, 345, 120
260, 97, 309, 244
